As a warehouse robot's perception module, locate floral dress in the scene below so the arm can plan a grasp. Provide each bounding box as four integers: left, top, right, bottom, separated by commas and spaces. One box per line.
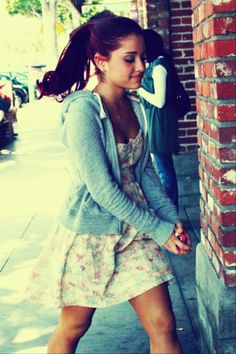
26, 129, 174, 308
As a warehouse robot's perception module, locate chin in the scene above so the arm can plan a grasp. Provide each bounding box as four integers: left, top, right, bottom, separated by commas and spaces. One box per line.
128, 82, 141, 90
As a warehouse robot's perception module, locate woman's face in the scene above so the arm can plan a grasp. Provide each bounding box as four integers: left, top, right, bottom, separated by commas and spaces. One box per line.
99, 34, 146, 90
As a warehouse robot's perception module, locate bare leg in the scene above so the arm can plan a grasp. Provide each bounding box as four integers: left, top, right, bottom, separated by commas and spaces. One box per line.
129, 283, 182, 354
47, 305, 96, 354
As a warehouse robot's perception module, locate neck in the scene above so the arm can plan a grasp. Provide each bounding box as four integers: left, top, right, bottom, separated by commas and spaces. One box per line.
93, 81, 126, 105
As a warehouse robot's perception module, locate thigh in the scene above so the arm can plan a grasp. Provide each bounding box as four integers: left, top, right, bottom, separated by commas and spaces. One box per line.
129, 283, 175, 331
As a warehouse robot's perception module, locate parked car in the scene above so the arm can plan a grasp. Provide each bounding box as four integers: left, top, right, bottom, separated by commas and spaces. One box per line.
0, 72, 29, 108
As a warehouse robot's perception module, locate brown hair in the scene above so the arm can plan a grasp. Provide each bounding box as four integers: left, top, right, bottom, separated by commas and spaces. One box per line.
37, 15, 142, 99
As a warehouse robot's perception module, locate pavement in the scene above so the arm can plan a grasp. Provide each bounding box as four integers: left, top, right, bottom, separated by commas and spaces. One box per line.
0, 99, 201, 354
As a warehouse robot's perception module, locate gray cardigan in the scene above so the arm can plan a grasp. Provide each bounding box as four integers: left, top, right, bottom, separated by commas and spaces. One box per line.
59, 90, 180, 245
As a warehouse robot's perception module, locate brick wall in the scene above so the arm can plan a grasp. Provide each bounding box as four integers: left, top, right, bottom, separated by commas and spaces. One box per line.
192, 0, 236, 287
169, 0, 197, 152
144, 0, 198, 152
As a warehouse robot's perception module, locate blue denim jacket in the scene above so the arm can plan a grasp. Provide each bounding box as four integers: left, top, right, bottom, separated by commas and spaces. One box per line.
59, 90, 180, 245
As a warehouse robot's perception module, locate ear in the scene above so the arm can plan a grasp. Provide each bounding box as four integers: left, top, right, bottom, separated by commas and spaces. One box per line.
94, 53, 108, 72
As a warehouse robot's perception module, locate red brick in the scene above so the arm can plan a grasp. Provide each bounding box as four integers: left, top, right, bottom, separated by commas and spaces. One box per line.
182, 17, 192, 25
200, 155, 235, 186
208, 228, 224, 260
179, 136, 198, 144
221, 269, 236, 287
171, 25, 193, 33
205, 237, 213, 260
202, 81, 211, 96
212, 16, 236, 36
200, 180, 207, 202
214, 205, 236, 227
171, 18, 181, 25
211, 181, 236, 206
191, 0, 201, 11
197, 101, 215, 119
211, 249, 222, 275
214, 60, 236, 78
185, 81, 196, 89
206, 0, 236, 17
178, 129, 186, 137
203, 62, 215, 78
208, 39, 236, 57
199, 61, 236, 79
219, 147, 236, 163
200, 212, 208, 235
172, 34, 182, 41
179, 120, 197, 129
185, 64, 195, 73
214, 82, 236, 100
223, 252, 236, 266
199, 121, 236, 144
174, 58, 195, 65
198, 2, 206, 23
183, 33, 193, 41
219, 230, 236, 247
218, 126, 236, 144
169, 1, 181, 9
171, 9, 193, 17
187, 128, 198, 136
192, 9, 199, 29
182, 1, 191, 8
215, 104, 236, 122
199, 164, 204, 181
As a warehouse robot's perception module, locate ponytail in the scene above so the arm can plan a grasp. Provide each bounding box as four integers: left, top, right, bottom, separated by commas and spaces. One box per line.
37, 14, 142, 100
37, 22, 93, 99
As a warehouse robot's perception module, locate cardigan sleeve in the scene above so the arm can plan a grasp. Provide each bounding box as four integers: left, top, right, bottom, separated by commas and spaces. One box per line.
140, 156, 181, 223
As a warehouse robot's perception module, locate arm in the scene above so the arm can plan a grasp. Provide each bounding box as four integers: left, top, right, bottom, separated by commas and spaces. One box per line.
141, 157, 192, 253
141, 156, 181, 224
139, 65, 167, 108
62, 97, 175, 245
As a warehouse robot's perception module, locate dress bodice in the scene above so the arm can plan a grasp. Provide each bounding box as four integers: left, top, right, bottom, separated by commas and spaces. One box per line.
117, 129, 143, 184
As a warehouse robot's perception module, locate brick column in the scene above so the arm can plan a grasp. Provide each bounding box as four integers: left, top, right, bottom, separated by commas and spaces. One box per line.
192, 0, 236, 352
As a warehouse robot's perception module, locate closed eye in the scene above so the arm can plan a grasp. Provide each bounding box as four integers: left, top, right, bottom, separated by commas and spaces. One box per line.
124, 57, 135, 63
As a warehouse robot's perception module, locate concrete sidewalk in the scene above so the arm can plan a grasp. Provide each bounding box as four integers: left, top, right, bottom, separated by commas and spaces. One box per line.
0, 100, 201, 354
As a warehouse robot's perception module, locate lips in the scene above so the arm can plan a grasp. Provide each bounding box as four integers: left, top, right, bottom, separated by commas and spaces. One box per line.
131, 74, 143, 81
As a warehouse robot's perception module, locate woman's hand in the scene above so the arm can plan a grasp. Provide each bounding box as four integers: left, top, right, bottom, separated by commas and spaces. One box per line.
163, 223, 192, 255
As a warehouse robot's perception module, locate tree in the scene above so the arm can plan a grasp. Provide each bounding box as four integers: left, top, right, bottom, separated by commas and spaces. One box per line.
40, 0, 58, 66
6, 0, 102, 66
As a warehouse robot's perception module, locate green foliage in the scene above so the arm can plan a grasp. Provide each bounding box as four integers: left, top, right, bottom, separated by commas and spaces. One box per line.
6, 0, 42, 17
6, 0, 103, 25
57, 2, 73, 24
80, 3, 102, 24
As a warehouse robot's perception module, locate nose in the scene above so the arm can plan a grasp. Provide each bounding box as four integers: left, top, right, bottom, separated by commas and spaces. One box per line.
136, 57, 145, 72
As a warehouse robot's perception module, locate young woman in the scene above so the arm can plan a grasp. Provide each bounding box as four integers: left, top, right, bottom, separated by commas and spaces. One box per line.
27, 15, 191, 354
139, 29, 180, 209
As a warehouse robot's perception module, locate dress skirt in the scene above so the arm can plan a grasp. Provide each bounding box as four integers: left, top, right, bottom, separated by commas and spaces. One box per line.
26, 130, 174, 308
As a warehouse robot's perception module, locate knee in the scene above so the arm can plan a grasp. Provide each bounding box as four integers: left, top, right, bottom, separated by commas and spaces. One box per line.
147, 311, 176, 337
61, 317, 92, 341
